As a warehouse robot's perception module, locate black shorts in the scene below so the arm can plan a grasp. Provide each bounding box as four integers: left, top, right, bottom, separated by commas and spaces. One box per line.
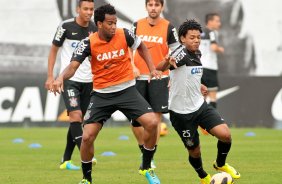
131, 78, 169, 127
61, 80, 93, 116
83, 86, 153, 125
201, 68, 219, 91
169, 101, 224, 149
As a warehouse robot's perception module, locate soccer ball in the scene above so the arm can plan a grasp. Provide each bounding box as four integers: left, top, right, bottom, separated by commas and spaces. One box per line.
160, 122, 168, 136
210, 172, 234, 184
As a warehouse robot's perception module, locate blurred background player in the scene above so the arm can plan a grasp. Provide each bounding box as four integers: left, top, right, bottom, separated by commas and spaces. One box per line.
45, 0, 97, 170
130, 0, 180, 168
52, 4, 162, 184
157, 19, 240, 184
199, 13, 225, 109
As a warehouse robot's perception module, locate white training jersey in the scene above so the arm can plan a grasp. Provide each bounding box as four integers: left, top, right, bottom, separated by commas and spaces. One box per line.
169, 45, 205, 114
52, 18, 97, 82
199, 28, 219, 70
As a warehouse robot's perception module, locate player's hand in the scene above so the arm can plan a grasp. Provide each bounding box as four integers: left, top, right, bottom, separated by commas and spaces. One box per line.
167, 56, 177, 69
133, 65, 140, 78
201, 84, 208, 97
52, 78, 64, 95
219, 47, 225, 53
149, 69, 162, 83
45, 77, 54, 92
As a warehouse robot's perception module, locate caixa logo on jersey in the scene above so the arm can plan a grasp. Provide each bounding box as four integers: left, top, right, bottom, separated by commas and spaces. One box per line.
0, 87, 61, 123
71, 42, 79, 48
191, 67, 203, 75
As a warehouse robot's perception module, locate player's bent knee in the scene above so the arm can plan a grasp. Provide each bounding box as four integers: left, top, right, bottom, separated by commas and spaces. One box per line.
188, 146, 201, 157
218, 133, 232, 143
220, 124, 232, 142
222, 134, 232, 143
144, 119, 158, 131
82, 132, 95, 144
137, 112, 158, 129
148, 116, 158, 129
69, 110, 83, 122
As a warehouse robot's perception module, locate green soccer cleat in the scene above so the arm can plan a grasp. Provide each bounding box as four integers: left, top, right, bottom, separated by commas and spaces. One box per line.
78, 179, 91, 184
139, 168, 160, 184
213, 161, 241, 179
200, 174, 211, 184
60, 160, 80, 170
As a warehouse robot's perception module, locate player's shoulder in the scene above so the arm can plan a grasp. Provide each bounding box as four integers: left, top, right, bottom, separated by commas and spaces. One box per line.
88, 21, 97, 31
171, 45, 186, 57
112, 28, 129, 39
59, 18, 75, 28
201, 27, 212, 39
117, 28, 127, 34
136, 17, 147, 24
160, 17, 170, 25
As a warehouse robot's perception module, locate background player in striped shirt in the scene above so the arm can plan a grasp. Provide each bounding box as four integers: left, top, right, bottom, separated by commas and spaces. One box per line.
130, 0, 180, 168
157, 19, 240, 184
52, 4, 162, 184
45, 0, 97, 170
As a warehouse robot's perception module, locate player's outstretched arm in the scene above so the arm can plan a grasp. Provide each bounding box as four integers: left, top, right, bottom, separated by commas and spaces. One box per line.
136, 41, 162, 80
211, 43, 224, 53
129, 48, 140, 78
156, 56, 177, 71
52, 61, 81, 95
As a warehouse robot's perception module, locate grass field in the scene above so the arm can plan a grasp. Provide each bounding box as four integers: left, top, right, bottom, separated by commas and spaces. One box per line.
1, 127, 282, 184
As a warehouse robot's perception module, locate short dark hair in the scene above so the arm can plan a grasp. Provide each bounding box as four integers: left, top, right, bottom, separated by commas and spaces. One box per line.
205, 13, 220, 24
178, 19, 202, 42
94, 4, 116, 26
145, 0, 164, 6
78, 0, 94, 7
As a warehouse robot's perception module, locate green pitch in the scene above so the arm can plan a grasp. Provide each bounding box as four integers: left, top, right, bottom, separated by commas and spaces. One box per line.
0, 127, 282, 184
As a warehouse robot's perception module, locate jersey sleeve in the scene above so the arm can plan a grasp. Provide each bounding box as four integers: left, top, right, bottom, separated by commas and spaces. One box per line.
52, 22, 67, 47
167, 23, 180, 51
130, 22, 137, 34
209, 31, 217, 44
71, 37, 91, 63
123, 28, 141, 50
169, 45, 187, 70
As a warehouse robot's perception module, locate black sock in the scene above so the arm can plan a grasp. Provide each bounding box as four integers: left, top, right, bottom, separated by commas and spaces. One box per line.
62, 126, 76, 162
70, 122, 83, 149
189, 156, 208, 179
82, 161, 92, 182
141, 146, 155, 170
216, 140, 231, 167
209, 102, 217, 109
138, 144, 144, 153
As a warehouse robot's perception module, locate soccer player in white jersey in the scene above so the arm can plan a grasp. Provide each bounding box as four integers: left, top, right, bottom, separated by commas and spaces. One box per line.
45, 0, 97, 170
157, 19, 240, 184
199, 13, 224, 109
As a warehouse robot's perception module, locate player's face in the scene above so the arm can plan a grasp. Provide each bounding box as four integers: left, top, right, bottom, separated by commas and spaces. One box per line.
77, 1, 94, 22
99, 14, 117, 40
181, 30, 201, 52
211, 16, 221, 30
146, 0, 163, 19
